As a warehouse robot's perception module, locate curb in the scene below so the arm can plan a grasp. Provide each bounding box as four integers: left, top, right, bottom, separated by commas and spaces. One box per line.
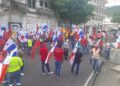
90, 61, 104, 86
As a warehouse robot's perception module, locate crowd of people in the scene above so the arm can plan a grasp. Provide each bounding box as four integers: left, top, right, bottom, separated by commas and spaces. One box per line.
0, 26, 111, 86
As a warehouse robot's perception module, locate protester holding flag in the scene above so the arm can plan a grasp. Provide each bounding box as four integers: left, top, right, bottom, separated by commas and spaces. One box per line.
63, 39, 69, 60
39, 42, 53, 75
54, 42, 64, 78
18, 47, 24, 76
7, 54, 23, 86
91, 46, 101, 74
69, 33, 75, 49
71, 48, 83, 75
27, 38, 33, 55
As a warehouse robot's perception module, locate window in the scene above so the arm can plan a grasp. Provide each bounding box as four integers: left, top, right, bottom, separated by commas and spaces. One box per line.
32, 0, 36, 8
40, 0, 43, 6
45, 2, 48, 8
28, 0, 32, 7
28, 0, 36, 9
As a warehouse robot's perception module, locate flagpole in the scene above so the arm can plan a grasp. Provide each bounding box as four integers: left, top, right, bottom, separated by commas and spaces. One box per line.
9, 0, 12, 29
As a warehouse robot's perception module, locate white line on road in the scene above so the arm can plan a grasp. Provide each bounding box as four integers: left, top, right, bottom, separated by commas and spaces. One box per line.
84, 73, 94, 86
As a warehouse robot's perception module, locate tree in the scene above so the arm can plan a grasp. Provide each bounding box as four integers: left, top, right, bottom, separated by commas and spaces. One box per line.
111, 12, 120, 24
107, 6, 120, 24
49, 0, 94, 24
112, 16, 120, 24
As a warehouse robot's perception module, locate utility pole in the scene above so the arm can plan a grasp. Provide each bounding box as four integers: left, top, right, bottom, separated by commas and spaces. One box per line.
9, 0, 12, 28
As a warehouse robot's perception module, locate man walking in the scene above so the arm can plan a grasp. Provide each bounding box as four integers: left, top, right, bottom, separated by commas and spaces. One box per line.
7, 54, 23, 86
71, 48, 83, 75
54, 42, 64, 78
39, 42, 53, 75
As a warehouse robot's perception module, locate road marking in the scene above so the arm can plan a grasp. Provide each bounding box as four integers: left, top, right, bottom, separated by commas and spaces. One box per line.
84, 73, 94, 86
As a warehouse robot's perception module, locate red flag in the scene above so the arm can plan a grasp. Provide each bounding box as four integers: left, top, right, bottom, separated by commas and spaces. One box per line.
3, 31, 9, 41
36, 24, 39, 33
0, 64, 9, 83
8, 25, 12, 37
92, 27, 97, 40
97, 32, 102, 38
31, 40, 41, 60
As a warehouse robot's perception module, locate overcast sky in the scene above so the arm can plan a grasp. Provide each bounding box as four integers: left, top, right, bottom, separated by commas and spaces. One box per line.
106, 0, 120, 7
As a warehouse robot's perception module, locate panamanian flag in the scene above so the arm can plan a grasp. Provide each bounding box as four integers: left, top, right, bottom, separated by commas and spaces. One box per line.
45, 42, 57, 64
3, 39, 17, 55
0, 40, 17, 83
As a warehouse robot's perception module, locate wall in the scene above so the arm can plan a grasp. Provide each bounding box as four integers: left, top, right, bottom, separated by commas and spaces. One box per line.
0, 14, 9, 28
110, 48, 120, 65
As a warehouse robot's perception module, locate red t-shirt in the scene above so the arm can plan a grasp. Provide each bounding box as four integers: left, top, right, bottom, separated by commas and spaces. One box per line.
54, 47, 64, 61
39, 46, 48, 61
81, 38, 88, 46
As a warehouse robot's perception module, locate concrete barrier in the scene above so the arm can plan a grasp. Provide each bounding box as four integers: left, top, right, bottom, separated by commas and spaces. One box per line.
110, 48, 120, 65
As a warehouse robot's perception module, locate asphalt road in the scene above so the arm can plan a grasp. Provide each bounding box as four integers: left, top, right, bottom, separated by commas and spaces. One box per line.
20, 49, 93, 86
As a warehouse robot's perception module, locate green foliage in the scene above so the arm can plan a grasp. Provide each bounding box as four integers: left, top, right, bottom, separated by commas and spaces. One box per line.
111, 15, 120, 24
107, 6, 120, 17
49, 0, 94, 24
107, 6, 120, 24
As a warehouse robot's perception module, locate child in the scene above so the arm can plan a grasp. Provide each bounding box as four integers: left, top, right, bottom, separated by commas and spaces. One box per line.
18, 47, 24, 76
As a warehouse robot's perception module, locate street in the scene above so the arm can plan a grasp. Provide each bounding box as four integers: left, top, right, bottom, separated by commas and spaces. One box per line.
21, 49, 93, 86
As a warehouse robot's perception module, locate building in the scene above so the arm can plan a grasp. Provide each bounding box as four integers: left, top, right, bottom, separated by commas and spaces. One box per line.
0, 0, 57, 32
87, 0, 107, 26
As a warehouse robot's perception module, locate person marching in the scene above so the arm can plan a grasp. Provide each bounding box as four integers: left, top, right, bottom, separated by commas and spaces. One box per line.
63, 39, 69, 60
92, 46, 101, 74
39, 42, 53, 75
7, 53, 23, 86
71, 48, 83, 75
27, 38, 33, 55
54, 42, 64, 79
18, 47, 24, 76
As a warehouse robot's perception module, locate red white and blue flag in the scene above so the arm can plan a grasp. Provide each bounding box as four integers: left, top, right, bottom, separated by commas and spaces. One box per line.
69, 41, 79, 65
0, 46, 17, 82
3, 39, 17, 55
45, 42, 57, 64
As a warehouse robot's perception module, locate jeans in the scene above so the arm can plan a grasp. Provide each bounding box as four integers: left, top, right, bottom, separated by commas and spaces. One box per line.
104, 48, 110, 60
71, 41, 75, 49
81, 45, 88, 54
71, 62, 80, 75
55, 61, 62, 77
42, 61, 50, 73
8, 70, 21, 86
28, 47, 32, 54
92, 59, 101, 73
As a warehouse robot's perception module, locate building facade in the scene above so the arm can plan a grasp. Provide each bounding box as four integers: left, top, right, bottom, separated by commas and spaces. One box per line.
87, 0, 107, 26
0, 0, 57, 32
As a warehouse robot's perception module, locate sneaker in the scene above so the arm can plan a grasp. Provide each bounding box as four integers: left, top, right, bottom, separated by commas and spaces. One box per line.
88, 62, 91, 64
57, 77, 60, 79
2, 80, 7, 84
21, 73, 24, 76
95, 72, 99, 74
48, 72, 53, 75
92, 71, 96, 74
42, 73, 46, 75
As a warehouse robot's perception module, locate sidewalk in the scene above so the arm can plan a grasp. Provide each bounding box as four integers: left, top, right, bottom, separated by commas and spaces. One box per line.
93, 60, 120, 86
